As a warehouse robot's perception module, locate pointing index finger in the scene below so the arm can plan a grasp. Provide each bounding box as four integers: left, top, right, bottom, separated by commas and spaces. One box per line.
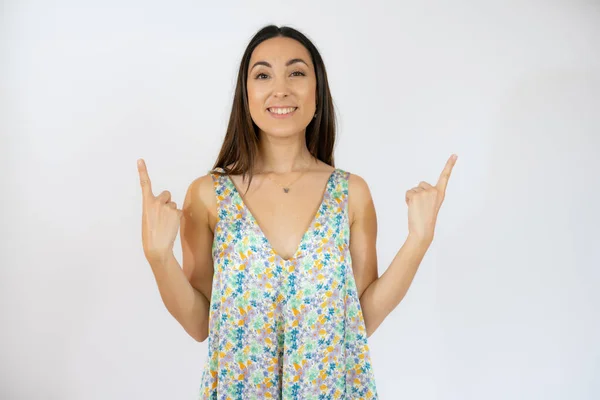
436, 154, 457, 194
137, 159, 153, 199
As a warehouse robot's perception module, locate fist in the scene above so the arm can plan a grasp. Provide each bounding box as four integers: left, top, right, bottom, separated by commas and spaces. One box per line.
137, 159, 182, 264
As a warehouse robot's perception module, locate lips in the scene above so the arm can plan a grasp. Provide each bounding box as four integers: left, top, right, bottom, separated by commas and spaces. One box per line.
267, 107, 298, 115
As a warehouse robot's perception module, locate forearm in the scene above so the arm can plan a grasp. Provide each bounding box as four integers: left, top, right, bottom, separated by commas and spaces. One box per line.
149, 253, 210, 342
360, 234, 431, 337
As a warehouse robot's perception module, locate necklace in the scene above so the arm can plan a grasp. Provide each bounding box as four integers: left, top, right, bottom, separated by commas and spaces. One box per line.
264, 165, 310, 193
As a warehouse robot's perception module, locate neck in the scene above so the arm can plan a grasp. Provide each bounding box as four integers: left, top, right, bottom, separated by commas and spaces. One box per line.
256, 131, 316, 174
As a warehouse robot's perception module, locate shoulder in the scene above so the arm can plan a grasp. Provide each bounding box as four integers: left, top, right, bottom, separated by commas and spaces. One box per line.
346, 171, 370, 194
182, 172, 218, 230
341, 169, 372, 201
341, 170, 375, 225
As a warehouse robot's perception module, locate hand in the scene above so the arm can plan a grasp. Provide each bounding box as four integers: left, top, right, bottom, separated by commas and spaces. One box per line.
137, 159, 183, 264
405, 154, 457, 243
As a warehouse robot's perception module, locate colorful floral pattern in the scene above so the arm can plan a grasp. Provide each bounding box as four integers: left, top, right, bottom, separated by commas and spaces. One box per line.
199, 168, 378, 399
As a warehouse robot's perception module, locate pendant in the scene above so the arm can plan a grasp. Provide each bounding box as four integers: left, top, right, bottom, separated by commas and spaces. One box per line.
283, 188, 290, 193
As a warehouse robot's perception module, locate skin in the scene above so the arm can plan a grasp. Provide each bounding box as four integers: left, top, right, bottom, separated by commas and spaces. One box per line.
139, 36, 457, 342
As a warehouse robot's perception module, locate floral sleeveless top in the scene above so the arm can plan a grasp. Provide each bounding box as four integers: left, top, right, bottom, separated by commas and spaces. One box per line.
198, 168, 378, 399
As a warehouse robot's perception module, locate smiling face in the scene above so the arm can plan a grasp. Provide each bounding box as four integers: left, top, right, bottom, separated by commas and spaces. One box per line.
246, 37, 317, 138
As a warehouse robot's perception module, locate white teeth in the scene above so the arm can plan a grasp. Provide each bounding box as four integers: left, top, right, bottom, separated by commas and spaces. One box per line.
269, 107, 296, 115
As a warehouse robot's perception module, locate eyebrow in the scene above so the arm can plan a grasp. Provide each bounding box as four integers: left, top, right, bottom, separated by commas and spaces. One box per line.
250, 58, 309, 71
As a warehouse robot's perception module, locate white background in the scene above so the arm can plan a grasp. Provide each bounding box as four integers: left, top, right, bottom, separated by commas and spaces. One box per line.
1, 1, 599, 399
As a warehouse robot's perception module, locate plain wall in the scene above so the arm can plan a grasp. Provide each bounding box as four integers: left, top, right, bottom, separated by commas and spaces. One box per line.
1, 0, 599, 399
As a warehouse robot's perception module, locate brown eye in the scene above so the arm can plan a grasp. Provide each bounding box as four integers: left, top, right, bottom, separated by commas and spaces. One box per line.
291, 71, 305, 77
255, 73, 268, 80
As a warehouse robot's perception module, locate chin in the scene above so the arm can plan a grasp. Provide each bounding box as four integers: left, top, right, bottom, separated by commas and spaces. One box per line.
255, 119, 311, 138
259, 126, 306, 138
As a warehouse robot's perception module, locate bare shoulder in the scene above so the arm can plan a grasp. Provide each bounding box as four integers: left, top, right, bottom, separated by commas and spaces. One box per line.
347, 172, 375, 225
182, 172, 218, 231
348, 172, 373, 204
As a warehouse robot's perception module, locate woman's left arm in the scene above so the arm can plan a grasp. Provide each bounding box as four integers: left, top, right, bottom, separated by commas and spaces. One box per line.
350, 155, 457, 338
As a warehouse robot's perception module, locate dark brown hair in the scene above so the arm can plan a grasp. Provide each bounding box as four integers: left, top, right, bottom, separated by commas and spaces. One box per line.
211, 25, 336, 184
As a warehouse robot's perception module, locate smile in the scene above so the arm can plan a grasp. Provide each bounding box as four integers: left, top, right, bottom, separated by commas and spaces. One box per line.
267, 107, 298, 118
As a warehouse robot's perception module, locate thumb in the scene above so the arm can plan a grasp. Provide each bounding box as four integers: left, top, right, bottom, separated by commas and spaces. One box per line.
167, 201, 184, 217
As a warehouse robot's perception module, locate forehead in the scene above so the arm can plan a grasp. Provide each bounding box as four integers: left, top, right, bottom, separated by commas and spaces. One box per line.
249, 37, 313, 67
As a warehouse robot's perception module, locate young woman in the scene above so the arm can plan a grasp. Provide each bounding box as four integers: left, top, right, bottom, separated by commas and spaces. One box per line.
137, 25, 456, 399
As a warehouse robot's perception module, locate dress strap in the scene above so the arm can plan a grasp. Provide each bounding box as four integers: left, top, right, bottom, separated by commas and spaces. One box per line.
319, 167, 351, 247
330, 168, 350, 201
339, 169, 351, 194
209, 168, 232, 218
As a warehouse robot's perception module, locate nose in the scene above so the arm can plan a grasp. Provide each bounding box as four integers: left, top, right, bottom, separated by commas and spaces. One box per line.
273, 76, 290, 98
273, 91, 289, 102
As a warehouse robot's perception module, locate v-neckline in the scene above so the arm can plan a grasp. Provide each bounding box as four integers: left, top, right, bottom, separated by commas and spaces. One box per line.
225, 168, 338, 263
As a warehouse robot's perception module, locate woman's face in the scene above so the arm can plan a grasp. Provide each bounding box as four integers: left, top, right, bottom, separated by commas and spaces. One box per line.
246, 37, 317, 138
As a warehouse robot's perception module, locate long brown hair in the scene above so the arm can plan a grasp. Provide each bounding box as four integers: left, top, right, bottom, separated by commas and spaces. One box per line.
211, 25, 337, 186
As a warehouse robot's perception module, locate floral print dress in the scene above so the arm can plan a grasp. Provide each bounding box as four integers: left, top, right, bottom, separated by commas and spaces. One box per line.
199, 167, 378, 399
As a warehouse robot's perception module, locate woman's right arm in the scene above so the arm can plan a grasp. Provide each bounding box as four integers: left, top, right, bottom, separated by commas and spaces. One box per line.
148, 174, 215, 342
179, 174, 216, 342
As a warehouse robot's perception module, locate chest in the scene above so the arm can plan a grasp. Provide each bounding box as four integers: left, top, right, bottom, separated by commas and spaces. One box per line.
216, 170, 341, 261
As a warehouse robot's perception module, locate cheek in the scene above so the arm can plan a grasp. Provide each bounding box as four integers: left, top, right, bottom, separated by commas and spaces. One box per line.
246, 83, 267, 112
297, 81, 317, 105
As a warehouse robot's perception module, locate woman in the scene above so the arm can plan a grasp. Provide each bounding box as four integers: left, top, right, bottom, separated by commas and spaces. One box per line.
137, 25, 456, 399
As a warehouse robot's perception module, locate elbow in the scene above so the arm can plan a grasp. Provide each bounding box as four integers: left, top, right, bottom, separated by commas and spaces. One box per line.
190, 323, 209, 343
187, 313, 209, 342
194, 333, 208, 343
190, 329, 208, 342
